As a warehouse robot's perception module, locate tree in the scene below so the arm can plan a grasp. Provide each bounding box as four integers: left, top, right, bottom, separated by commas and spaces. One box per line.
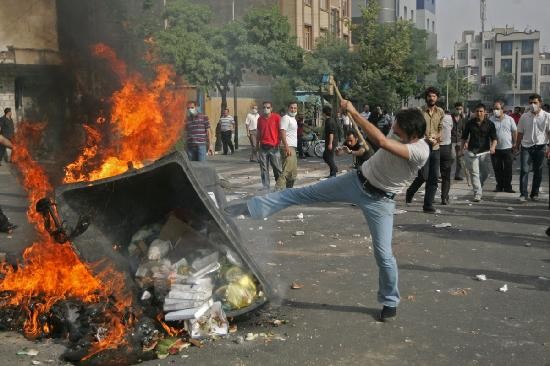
479, 72, 513, 104
153, 1, 302, 114
434, 66, 474, 109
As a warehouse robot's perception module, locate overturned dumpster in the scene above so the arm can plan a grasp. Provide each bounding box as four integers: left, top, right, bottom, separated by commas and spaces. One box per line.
47, 151, 269, 363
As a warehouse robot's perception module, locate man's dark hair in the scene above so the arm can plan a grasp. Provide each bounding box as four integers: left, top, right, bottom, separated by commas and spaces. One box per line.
262, 101, 272, 107
346, 130, 358, 138
454, 102, 463, 108
288, 101, 298, 107
494, 100, 505, 107
3, 108, 10, 115
424, 86, 440, 99
528, 94, 542, 103
394, 109, 426, 139
474, 103, 486, 111
322, 106, 332, 116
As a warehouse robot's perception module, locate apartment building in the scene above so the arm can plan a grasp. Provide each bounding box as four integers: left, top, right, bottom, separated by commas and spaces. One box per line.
538, 53, 550, 102
454, 27, 542, 106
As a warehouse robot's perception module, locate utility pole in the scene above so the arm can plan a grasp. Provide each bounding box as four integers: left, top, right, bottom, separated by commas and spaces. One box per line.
480, 0, 487, 34
232, 0, 239, 149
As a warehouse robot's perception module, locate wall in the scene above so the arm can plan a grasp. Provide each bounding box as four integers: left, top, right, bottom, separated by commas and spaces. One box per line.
0, 0, 59, 51
0, 72, 16, 118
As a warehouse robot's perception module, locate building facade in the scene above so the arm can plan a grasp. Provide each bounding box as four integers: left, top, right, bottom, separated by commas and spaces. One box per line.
540, 53, 550, 102
454, 28, 543, 106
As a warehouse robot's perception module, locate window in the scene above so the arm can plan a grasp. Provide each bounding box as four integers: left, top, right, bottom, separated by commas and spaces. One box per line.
484, 40, 493, 49
457, 50, 466, 60
470, 67, 479, 76
521, 58, 533, 73
541, 82, 550, 99
330, 9, 340, 36
304, 0, 311, 6
410, 10, 414, 20
432, 21, 435, 33
484, 58, 494, 67
501, 59, 513, 73
320, 0, 328, 11
542, 64, 550, 75
404, 6, 408, 18
482, 75, 493, 86
471, 49, 479, 59
520, 75, 532, 90
342, 0, 349, 17
304, 25, 312, 51
522, 40, 534, 55
501, 41, 513, 56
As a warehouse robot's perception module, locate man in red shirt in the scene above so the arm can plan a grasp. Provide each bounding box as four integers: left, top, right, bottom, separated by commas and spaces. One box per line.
510, 107, 522, 124
256, 101, 282, 190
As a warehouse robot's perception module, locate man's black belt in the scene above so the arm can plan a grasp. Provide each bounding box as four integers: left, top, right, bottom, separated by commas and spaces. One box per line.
356, 170, 395, 200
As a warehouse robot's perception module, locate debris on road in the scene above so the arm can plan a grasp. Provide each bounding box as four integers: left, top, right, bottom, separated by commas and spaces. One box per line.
16, 348, 39, 356
499, 284, 508, 293
524, 242, 532, 247
433, 223, 452, 228
394, 209, 407, 215
506, 207, 514, 211
291, 281, 304, 289
448, 288, 471, 296
293, 231, 305, 236
297, 213, 304, 219
474, 274, 487, 281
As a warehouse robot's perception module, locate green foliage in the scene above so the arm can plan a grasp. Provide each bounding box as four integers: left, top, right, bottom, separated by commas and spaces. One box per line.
434, 66, 473, 108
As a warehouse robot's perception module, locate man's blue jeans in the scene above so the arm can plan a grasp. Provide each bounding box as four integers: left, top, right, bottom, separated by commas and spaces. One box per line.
247, 171, 399, 307
187, 144, 207, 162
520, 145, 546, 198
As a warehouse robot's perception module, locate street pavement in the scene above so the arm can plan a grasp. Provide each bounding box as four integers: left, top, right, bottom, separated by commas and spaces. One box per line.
0, 147, 549, 366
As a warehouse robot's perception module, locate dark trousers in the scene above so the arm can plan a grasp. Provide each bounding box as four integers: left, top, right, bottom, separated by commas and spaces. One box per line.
453, 143, 463, 179
297, 136, 304, 157
491, 148, 513, 190
0, 206, 10, 231
221, 130, 234, 155
439, 144, 454, 201
407, 148, 440, 209
520, 145, 545, 198
323, 148, 338, 177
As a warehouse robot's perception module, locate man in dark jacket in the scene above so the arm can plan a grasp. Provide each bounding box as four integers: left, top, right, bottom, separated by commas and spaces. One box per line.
0, 108, 15, 163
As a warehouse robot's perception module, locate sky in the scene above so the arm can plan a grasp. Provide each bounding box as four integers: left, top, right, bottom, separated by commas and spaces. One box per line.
437, 0, 550, 58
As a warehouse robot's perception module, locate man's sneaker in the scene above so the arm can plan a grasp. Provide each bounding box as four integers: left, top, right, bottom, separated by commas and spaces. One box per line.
224, 202, 250, 217
504, 188, 516, 193
405, 193, 413, 204
518, 196, 527, 202
530, 195, 539, 201
423, 206, 436, 213
379, 306, 397, 322
473, 195, 481, 202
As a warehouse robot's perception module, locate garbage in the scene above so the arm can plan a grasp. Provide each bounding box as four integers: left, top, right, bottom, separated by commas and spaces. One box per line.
31, 361, 41, 365
448, 288, 471, 296
394, 209, 407, 215
147, 239, 171, 260
433, 223, 452, 228
141, 290, 152, 301
245, 333, 258, 341
293, 231, 305, 236
474, 274, 487, 281
224, 272, 257, 310
236, 215, 246, 220
155, 338, 190, 359
297, 213, 304, 219
524, 242, 532, 247
189, 302, 229, 339
498, 284, 508, 293
16, 348, 39, 356
164, 300, 212, 321
329, 244, 337, 248
506, 207, 514, 211
291, 281, 303, 289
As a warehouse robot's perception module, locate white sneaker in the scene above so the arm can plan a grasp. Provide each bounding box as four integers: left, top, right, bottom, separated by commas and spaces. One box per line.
517, 196, 526, 202
473, 195, 481, 202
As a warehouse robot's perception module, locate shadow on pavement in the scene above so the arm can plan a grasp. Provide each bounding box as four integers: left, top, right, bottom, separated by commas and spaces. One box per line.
280, 299, 380, 320
400, 264, 550, 292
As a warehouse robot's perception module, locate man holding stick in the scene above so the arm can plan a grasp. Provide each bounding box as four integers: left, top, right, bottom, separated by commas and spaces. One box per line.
227, 100, 429, 322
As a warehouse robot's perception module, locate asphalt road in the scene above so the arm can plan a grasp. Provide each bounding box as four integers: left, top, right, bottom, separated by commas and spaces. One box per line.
0, 147, 549, 366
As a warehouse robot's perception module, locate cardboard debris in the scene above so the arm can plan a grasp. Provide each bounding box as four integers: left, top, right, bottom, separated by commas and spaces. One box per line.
189, 302, 229, 339
164, 300, 213, 321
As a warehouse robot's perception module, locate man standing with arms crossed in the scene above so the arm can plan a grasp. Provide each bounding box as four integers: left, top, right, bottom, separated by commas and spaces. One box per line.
245, 105, 259, 162
406, 87, 444, 213
256, 101, 282, 191
514, 94, 550, 202
276, 102, 299, 190
490, 100, 517, 193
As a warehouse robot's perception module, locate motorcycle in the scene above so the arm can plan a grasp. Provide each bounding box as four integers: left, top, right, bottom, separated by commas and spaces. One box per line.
301, 132, 325, 158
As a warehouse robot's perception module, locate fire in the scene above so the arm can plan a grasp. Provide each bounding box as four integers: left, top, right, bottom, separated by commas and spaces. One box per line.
0, 122, 134, 357
63, 44, 186, 183
156, 313, 185, 337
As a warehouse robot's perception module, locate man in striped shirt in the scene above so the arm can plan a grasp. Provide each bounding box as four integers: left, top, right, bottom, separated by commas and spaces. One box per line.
186, 101, 213, 161
219, 108, 235, 155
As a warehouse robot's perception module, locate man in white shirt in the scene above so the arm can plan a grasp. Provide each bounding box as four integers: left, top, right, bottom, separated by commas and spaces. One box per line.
245, 105, 259, 162
227, 101, 429, 323
360, 103, 371, 120
275, 102, 299, 189
490, 100, 517, 193
514, 94, 550, 201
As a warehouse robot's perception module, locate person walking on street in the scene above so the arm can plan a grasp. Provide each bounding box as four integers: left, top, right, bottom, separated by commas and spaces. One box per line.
226, 102, 430, 322
185, 101, 213, 161
461, 103, 497, 202
276, 102, 299, 190
439, 111, 455, 205
256, 101, 282, 191
0, 108, 15, 164
514, 94, 550, 202
452, 102, 467, 180
245, 105, 259, 162
219, 108, 235, 155
405, 87, 444, 213
490, 100, 517, 193
322, 106, 338, 178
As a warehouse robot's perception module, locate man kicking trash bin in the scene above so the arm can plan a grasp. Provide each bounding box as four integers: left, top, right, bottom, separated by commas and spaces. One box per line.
226, 99, 429, 322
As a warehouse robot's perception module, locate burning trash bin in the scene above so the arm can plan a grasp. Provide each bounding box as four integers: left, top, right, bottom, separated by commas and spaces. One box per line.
43, 151, 270, 363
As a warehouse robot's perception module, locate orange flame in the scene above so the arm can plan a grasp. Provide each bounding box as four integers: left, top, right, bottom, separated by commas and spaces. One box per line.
63, 44, 186, 183
156, 313, 185, 337
0, 122, 134, 358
